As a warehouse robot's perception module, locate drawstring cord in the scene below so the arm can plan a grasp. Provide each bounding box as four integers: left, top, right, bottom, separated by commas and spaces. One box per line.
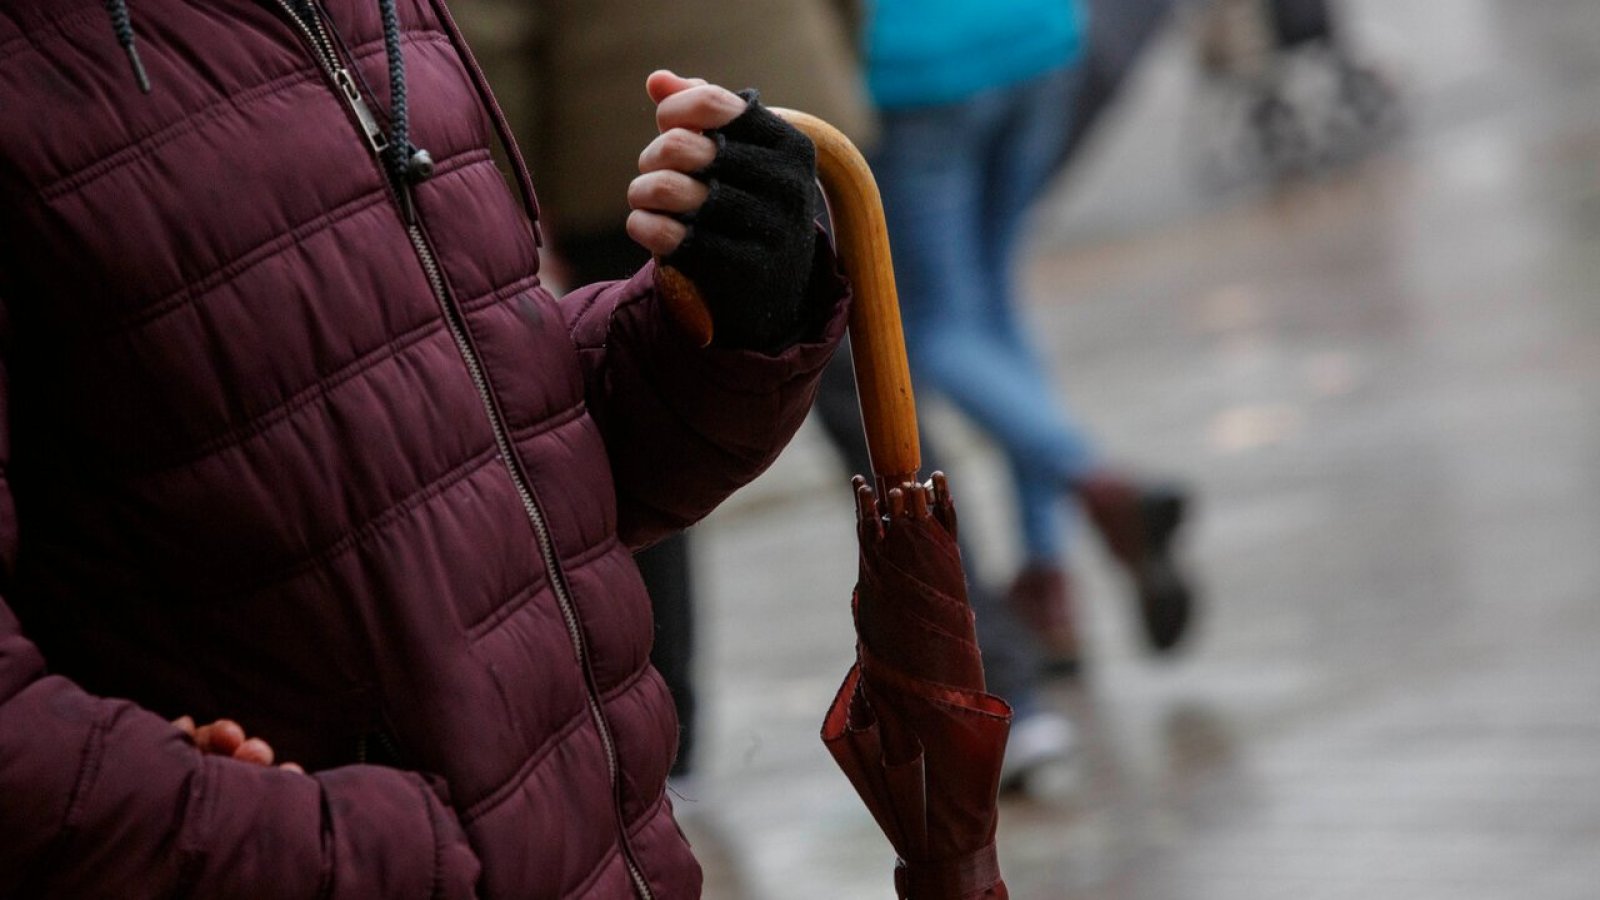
101, 0, 433, 189
104, 0, 151, 93
378, 0, 433, 184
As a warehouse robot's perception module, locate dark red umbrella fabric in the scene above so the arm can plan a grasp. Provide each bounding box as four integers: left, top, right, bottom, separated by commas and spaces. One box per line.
823, 474, 1013, 900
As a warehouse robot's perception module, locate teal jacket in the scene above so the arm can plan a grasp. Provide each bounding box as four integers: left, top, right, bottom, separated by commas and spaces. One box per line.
866, 0, 1087, 109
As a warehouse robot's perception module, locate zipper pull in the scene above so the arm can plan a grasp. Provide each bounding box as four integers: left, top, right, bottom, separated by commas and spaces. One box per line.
334, 67, 389, 157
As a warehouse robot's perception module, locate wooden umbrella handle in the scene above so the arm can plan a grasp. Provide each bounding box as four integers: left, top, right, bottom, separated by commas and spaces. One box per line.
655, 108, 922, 487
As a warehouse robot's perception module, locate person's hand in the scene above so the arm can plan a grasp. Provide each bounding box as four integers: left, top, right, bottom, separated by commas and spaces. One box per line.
626, 70, 745, 257
173, 716, 305, 774
630, 69, 821, 352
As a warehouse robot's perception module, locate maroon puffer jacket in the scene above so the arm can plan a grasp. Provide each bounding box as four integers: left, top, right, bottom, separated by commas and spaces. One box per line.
0, 1, 846, 897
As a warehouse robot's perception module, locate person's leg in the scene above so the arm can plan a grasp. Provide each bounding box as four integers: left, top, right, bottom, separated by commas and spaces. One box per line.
873, 96, 1087, 565
977, 70, 1200, 657
633, 535, 697, 777
974, 67, 1099, 564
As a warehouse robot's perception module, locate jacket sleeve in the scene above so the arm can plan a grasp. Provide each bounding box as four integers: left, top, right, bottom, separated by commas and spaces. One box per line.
563, 230, 851, 549
0, 304, 481, 899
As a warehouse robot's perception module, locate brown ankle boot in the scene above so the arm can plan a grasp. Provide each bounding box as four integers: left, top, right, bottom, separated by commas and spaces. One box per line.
1076, 473, 1196, 653
1005, 564, 1082, 678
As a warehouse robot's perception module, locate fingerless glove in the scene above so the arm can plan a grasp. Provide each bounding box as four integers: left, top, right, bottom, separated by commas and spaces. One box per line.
663, 90, 821, 353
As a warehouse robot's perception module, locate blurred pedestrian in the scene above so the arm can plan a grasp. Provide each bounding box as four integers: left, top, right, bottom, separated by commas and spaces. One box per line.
863, 0, 1200, 677
457, 0, 872, 789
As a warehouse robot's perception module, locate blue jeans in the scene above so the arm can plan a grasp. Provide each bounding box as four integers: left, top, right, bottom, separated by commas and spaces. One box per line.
871, 66, 1096, 564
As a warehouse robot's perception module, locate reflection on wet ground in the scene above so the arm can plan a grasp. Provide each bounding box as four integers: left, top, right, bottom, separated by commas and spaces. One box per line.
683, 1, 1600, 896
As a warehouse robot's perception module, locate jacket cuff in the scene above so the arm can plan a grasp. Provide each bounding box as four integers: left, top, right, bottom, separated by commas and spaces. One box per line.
649, 226, 850, 385
317, 766, 482, 899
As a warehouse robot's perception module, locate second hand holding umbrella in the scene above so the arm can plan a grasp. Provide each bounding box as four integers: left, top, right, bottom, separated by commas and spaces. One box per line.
657, 109, 1014, 900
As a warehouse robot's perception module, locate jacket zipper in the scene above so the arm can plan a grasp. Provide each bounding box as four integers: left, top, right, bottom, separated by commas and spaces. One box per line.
270, 0, 388, 155
401, 187, 658, 900
268, 4, 653, 896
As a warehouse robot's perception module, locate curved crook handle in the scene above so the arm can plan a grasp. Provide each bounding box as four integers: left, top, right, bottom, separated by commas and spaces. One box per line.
654, 108, 922, 487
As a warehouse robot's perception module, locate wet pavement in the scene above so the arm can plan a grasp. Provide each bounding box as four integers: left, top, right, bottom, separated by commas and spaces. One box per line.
675, 1, 1600, 897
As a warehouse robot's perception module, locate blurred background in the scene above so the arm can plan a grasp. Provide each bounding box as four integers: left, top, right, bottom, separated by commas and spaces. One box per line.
464, 0, 1600, 896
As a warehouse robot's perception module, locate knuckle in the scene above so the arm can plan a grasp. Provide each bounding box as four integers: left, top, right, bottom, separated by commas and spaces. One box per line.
653, 176, 685, 208
662, 129, 703, 161
641, 178, 672, 208
630, 173, 690, 211
687, 90, 720, 117
698, 85, 742, 112
714, 87, 746, 114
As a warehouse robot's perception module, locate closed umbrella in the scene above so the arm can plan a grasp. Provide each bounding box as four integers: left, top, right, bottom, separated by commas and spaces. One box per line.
659, 109, 1014, 900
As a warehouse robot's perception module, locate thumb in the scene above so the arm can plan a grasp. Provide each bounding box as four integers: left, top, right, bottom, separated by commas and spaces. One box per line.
645, 69, 707, 106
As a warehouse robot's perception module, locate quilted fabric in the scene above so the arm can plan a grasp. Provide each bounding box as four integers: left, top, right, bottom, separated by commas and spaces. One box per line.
0, 1, 846, 897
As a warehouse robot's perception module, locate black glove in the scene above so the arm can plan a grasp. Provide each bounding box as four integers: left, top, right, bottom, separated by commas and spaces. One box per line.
663, 90, 821, 353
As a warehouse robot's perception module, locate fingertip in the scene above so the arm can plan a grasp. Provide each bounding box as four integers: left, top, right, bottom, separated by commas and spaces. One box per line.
624, 206, 649, 238
280, 762, 306, 775
624, 209, 651, 248
643, 70, 681, 103
646, 69, 705, 104
234, 737, 275, 767
625, 209, 687, 258
211, 719, 246, 752
173, 715, 196, 737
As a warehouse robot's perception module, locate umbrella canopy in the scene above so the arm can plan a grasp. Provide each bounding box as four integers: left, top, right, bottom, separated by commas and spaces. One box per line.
824, 474, 1012, 899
